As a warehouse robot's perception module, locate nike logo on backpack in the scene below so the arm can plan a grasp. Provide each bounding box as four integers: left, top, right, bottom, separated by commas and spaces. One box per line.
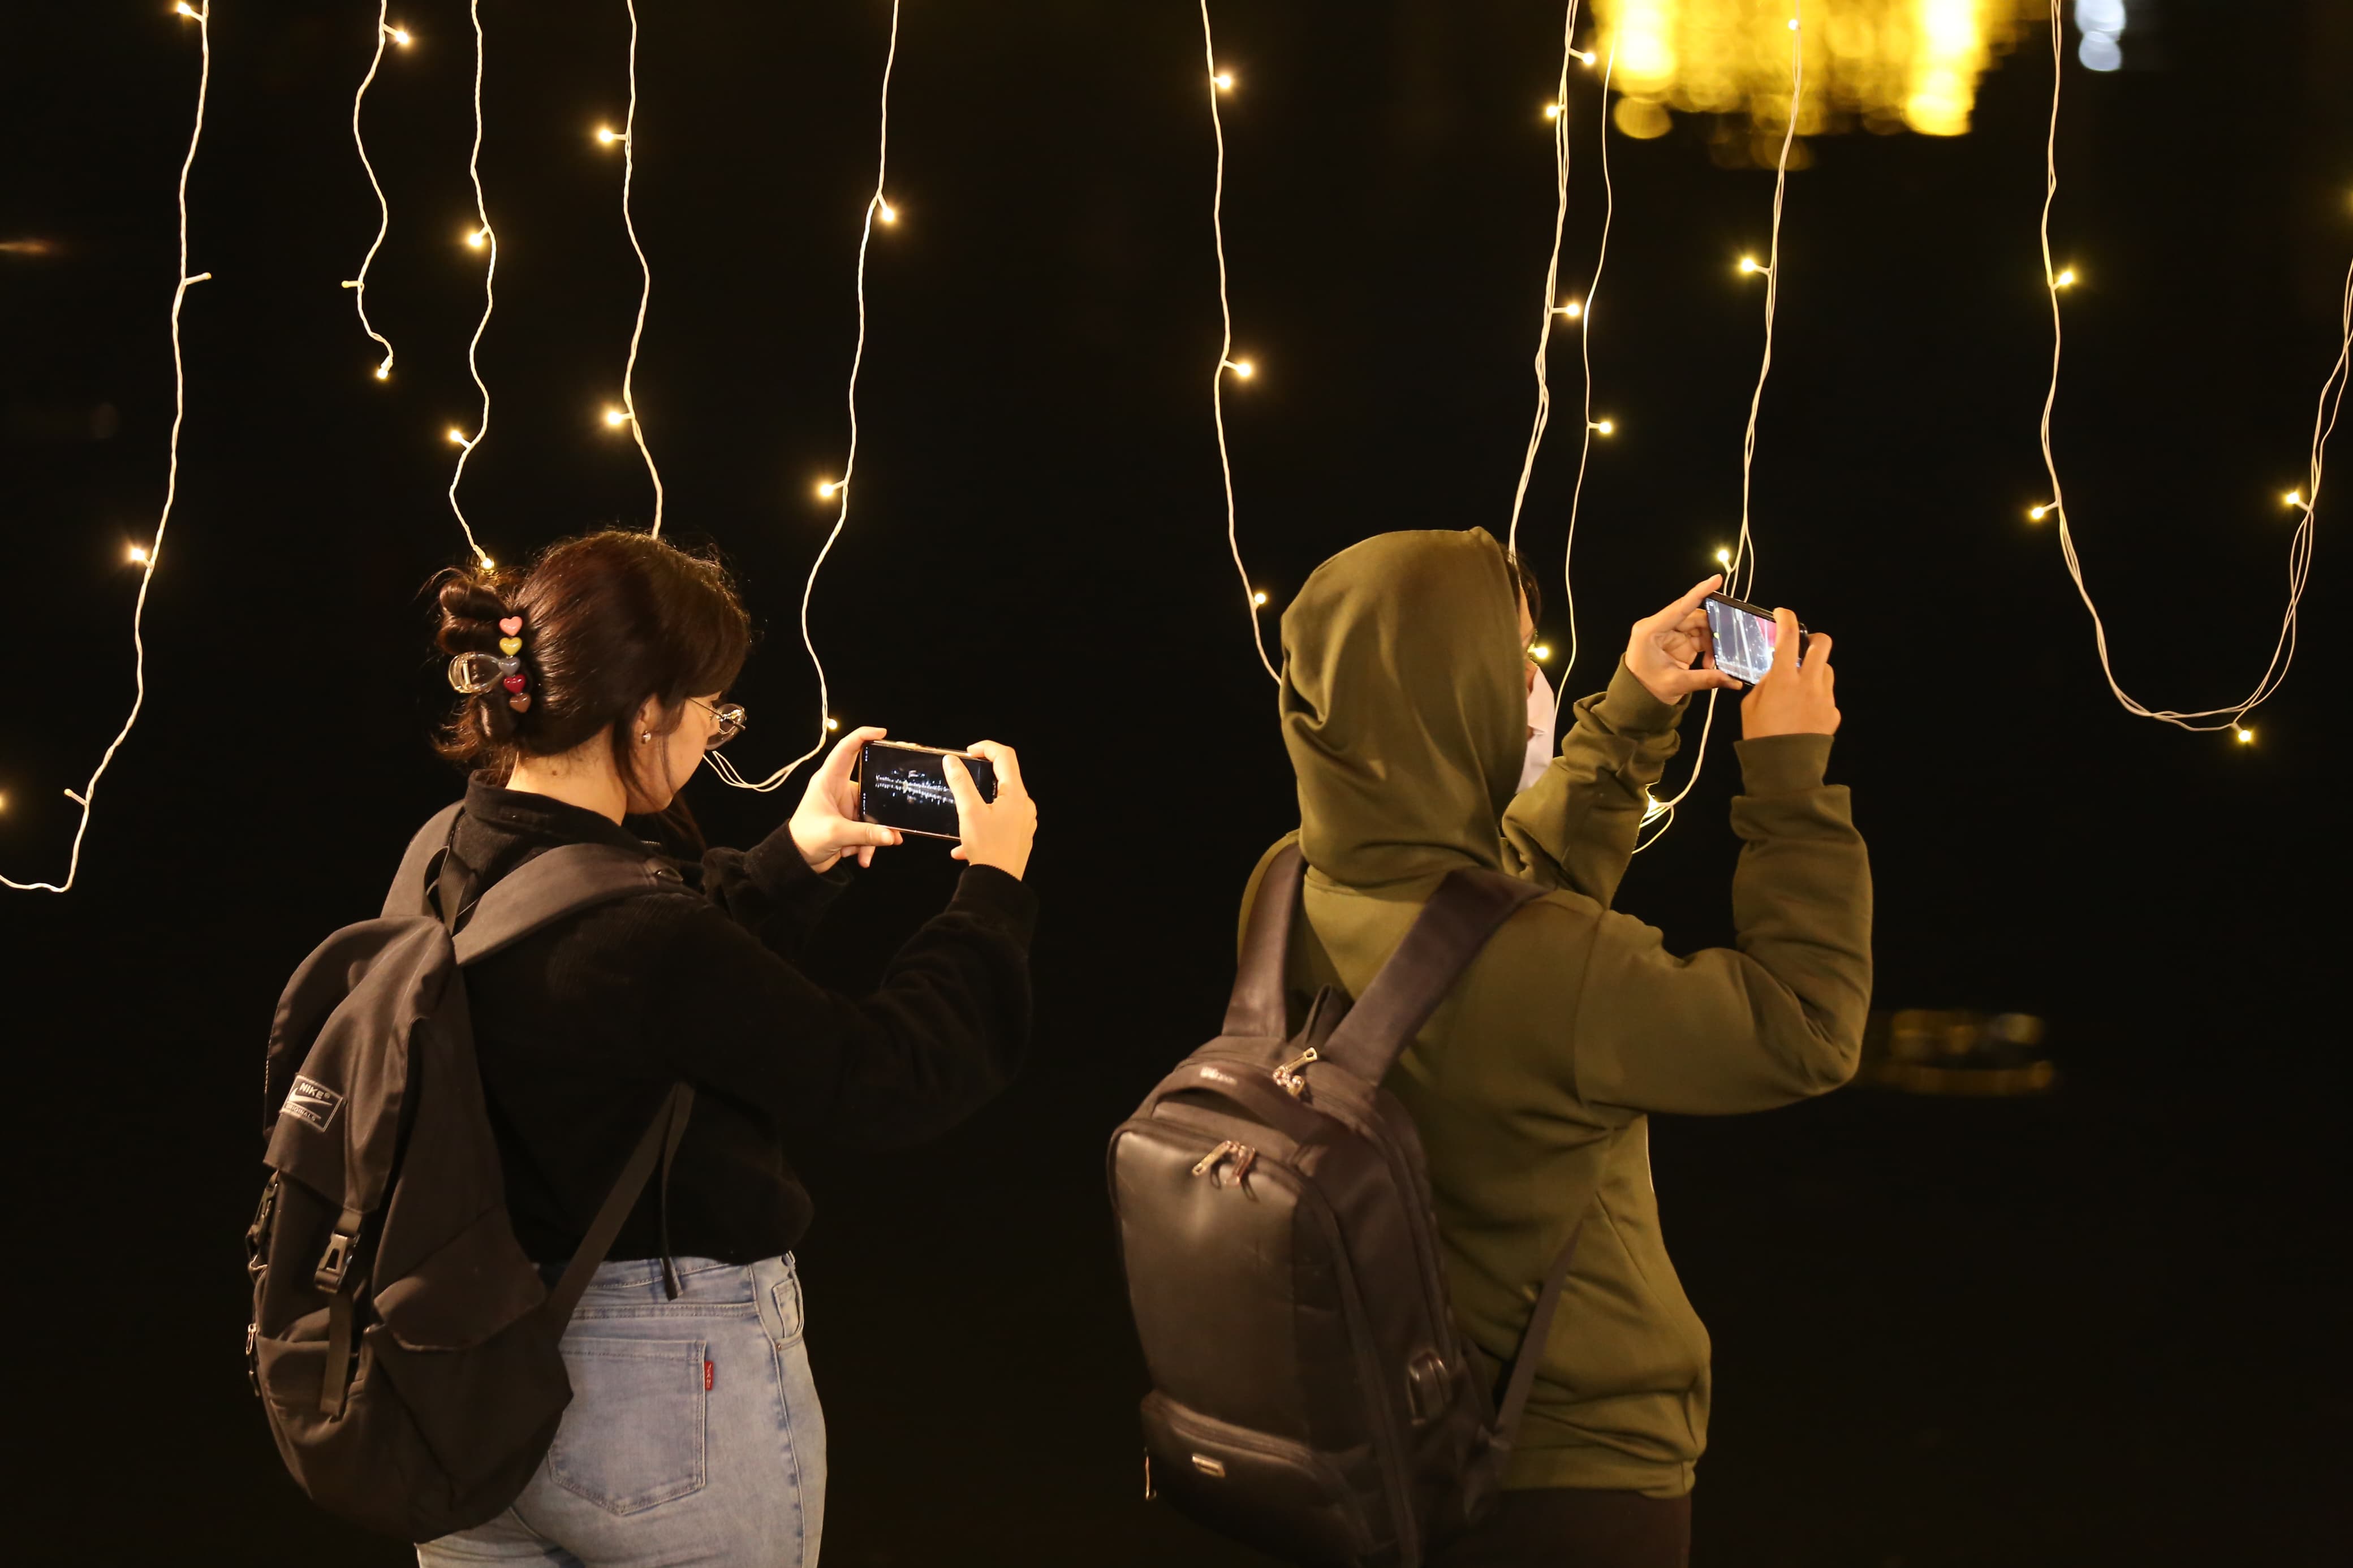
281, 1075, 344, 1133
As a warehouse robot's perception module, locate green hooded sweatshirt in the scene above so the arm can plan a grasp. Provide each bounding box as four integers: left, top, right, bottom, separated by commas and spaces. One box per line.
1240, 528, 1872, 1498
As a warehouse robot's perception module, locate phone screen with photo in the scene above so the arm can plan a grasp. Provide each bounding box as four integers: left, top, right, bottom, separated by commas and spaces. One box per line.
1705, 595, 1780, 686
858, 742, 998, 840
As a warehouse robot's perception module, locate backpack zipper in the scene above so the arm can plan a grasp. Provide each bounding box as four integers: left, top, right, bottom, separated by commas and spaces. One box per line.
1272, 1047, 1320, 1098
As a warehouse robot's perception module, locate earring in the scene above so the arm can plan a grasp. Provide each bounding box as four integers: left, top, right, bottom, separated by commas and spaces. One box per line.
640, 732, 653, 743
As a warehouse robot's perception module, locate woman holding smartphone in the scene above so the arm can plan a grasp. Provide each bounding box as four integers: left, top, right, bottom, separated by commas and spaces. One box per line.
415, 530, 1037, 1568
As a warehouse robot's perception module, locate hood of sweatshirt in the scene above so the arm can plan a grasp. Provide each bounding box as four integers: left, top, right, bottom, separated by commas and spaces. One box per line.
1279, 528, 1526, 888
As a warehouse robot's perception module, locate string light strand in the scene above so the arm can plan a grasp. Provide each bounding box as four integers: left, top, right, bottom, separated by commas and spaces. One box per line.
6, 2, 212, 894
709, 0, 903, 792
2032, 0, 2345, 734
1558, 37, 1619, 681
342, 3, 401, 381
613, 0, 666, 534
1505, 1, 1584, 561
1201, 3, 1279, 683
446, 0, 497, 569
1637, 2, 1804, 852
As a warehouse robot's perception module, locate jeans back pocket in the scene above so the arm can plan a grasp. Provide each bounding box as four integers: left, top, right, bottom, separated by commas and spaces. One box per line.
548, 1337, 709, 1515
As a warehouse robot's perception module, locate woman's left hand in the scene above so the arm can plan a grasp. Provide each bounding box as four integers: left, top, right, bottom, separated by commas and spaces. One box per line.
1625, 574, 1746, 705
788, 726, 903, 872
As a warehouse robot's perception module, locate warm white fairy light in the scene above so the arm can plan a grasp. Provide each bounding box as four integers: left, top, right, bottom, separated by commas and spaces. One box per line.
1591, 418, 1614, 435
342, 3, 402, 383
604, 0, 667, 534
1505, 2, 1586, 566
445, 0, 497, 570
2032, 0, 2350, 739
1252, 589, 1269, 606
1638, 2, 1804, 854
6, 3, 210, 895
710, 0, 904, 793
1196, 6, 1279, 685
127, 545, 152, 565
1555, 299, 1583, 319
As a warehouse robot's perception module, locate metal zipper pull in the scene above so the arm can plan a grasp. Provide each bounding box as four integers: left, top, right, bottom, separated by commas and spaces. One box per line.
1273, 1046, 1320, 1098
1192, 1140, 1243, 1180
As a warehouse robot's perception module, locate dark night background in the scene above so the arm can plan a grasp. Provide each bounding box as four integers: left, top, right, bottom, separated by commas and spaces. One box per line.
3, 1, 2346, 1562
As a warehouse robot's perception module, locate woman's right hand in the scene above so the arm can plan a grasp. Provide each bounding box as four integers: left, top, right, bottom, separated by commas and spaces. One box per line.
946, 741, 1037, 881
1739, 609, 1840, 739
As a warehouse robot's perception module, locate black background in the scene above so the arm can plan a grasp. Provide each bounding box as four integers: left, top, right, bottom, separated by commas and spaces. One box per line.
2, 1, 2346, 1562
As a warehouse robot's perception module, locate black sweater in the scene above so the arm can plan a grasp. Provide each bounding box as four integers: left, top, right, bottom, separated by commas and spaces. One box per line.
450, 779, 1036, 1264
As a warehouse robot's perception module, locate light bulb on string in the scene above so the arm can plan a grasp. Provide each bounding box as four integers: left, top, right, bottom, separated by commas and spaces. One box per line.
2283, 490, 2305, 508
815, 478, 842, 500
1738, 255, 1767, 276
875, 197, 898, 224
596, 125, 622, 146
1251, 590, 1269, 607
1554, 300, 1583, 319
602, 405, 631, 428
464, 227, 487, 249
1544, 102, 1564, 121
1213, 70, 1234, 91
387, 25, 411, 46
1531, 643, 1552, 661
2053, 267, 2077, 287
2235, 727, 2255, 744
1591, 418, 1614, 436
826, 717, 842, 733
448, 427, 472, 447
1224, 357, 1255, 379
1715, 547, 1733, 565
346, 4, 403, 386
127, 545, 152, 565
2028, 503, 2054, 520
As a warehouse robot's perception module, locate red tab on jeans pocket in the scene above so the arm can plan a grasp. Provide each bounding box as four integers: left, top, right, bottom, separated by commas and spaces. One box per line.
704, 1359, 714, 1392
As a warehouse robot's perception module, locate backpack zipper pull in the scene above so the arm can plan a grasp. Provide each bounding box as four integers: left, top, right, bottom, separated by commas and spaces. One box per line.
1191, 1140, 1243, 1180
1273, 1046, 1320, 1098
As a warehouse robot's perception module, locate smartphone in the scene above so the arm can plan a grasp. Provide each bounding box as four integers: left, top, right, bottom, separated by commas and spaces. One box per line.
1704, 592, 1805, 686
857, 741, 999, 841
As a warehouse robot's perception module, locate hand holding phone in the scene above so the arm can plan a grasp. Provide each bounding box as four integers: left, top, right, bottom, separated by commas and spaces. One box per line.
858, 738, 1039, 880
1625, 576, 1746, 704
1738, 607, 1839, 740
789, 727, 906, 872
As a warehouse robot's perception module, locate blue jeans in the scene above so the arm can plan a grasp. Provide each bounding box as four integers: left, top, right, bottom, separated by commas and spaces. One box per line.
419, 1255, 826, 1567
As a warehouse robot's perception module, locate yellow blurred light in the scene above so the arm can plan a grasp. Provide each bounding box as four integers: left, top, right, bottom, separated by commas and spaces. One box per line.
2054, 267, 2077, 287
2283, 490, 2305, 507
1738, 256, 1764, 274
1576, 50, 1599, 67
1594, 0, 2040, 140
1213, 71, 1234, 91
603, 406, 630, 427
127, 545, 151, 565
2235, 727, 2255, 744
826, 717, 842, 732
373, 365, 390, 381
0, 792, 8, 814
478, 555, 495, 569
2028, 504, 2052, 520
596, 126, 621, 146
1593, 418, 1615, 435
1252, 590, 1269, 607
817, 478, 842, 499
447, 427, 470, 446
1714, 547, 1733, 564
1227, 358, 1255, 379
387, 25, 411, 46
1545, 102, 1565, 120
174, 2, 197, 16
1531, 643, 1553, 661
876, 198, 898, 224
1555, 300, 1583, 318
464, 227, 488, 249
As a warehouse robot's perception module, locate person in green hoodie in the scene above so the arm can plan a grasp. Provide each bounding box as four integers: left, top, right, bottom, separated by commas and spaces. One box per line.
1239, 528, 1870, 1567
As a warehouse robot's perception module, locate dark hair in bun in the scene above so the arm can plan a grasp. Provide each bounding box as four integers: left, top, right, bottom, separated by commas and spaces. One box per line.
431, 531, 751, 813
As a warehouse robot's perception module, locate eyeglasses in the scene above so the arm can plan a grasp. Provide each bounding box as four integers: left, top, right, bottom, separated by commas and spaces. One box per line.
691, 699, 747, 750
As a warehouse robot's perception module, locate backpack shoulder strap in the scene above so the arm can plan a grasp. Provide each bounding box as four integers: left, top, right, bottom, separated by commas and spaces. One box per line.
451, 841, 686, 966
382, 802, 466, 919
1223, 843, 1307, 1039
1315, 866, 1548, 1085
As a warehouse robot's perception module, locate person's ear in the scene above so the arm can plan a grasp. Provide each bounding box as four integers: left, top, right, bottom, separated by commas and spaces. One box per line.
632, 695, 664, 745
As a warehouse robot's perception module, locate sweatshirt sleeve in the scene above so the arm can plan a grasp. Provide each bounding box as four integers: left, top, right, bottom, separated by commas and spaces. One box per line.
1502, 660, 1687, 910
652, 867, 1037, 1147
696, 825, 855, 962
1565, 734, 1872, 1115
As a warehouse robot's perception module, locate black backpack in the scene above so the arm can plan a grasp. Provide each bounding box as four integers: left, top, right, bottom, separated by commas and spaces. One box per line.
247, 803, 696, 1543
1109, 845, 1584, 1568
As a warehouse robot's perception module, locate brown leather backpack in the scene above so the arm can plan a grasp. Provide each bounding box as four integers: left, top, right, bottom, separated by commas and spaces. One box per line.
1109, 845, 1583, 1567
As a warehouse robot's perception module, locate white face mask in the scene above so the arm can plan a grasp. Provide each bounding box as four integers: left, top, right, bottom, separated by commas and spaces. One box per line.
1519, 664, 1558, 793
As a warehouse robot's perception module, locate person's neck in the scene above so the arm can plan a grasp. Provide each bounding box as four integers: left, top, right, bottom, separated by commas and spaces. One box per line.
505, 752, 630, 824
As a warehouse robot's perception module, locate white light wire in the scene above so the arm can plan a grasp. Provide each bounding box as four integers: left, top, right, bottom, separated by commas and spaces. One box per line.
1505, 2, 1584, 563
617, 0, 666, 535
1559, 38, 1619, 683
6, 2, 212, 894
1200, 2, 1279, 684
342, 3, 397, 381
446, 0, 496, 568
2033, 0, 2346, 732
1636, 3, 1803, 853
709, 0, 903, 792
